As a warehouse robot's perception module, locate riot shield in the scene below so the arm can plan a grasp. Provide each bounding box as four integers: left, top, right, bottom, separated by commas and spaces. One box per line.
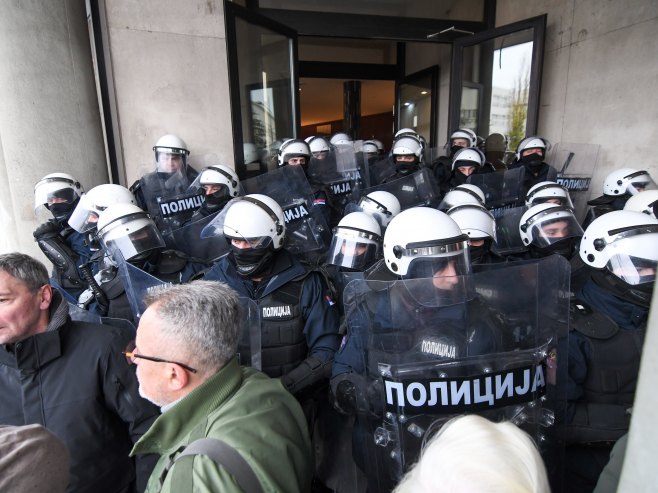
489, 205, 529, 257
68, 302, 137, 334
116, 254, 169, 321
350, 168, 440, 211
239, 165, 331, 256
546, 142, 600, 223
467, 167, 526, 214
237, 297, 261, 371
342, 256, 569, 491
368, 157, 396, 185
139, 170, 203, 233
162, 211, 230, 262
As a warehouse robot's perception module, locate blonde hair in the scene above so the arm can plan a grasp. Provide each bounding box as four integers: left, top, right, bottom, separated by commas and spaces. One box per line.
394, 415, 550, 493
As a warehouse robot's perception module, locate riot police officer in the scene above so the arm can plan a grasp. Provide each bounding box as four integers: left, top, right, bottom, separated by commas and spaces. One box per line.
186, 164, 240, 222
90, 203, 208, 321
430, 128, 477, 183
448, 203, 497, 264
131, 134, 199, 231
509, 136, 558, 195
525, 181, 575, 208
624, 189, 658, 218
585, 168, 657, 226
33, 172, 91, 300
440, 147, 488, 194
519, 203, 584, 260
565, 210, 658, 493
203, 194, 341, 395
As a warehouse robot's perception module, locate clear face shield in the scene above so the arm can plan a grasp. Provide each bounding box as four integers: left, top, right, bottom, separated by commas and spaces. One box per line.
626, 171, 658, 195
359, 196, 394, 227
34, 180, 80, 222
68, 194, 102, 233
326, 227, 380, 271
604, 230, 658, 286
100, 215, 165, 263
529, 214, 584, 249
155, 149, 187, 173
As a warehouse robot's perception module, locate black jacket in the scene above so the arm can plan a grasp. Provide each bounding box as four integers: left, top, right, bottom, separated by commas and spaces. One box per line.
0, 291, 159, 493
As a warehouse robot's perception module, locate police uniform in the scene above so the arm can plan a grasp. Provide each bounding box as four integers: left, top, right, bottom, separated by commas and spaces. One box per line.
204, 248, 340, 393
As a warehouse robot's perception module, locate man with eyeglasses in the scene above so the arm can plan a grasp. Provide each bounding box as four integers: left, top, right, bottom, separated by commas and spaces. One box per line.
129, 280, 312, 493
0, 252, 159, 493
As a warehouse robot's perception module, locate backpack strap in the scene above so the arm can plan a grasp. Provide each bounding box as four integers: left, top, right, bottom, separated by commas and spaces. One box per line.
160, 438, 263, 493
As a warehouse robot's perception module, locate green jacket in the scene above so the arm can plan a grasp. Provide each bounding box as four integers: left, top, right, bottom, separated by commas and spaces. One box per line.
132, 358, 312, 492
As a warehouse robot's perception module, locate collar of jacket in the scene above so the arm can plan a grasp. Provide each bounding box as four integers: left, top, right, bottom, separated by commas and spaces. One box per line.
130, 357, 243, 456
0, 290, 68, 370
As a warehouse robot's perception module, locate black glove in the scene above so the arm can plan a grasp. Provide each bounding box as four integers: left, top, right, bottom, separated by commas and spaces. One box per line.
33, 220, 61, 240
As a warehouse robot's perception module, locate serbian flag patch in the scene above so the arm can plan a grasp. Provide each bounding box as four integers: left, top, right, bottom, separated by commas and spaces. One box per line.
313, 198, 326, 206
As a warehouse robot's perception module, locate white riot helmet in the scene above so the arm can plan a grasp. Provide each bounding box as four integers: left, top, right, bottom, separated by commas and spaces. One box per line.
223, 194, 286, 277
34, 172, 84, 222
278, 139, 311, 167
451, 147, 486, 172
392, 135, 422, 164
326, 212, 382, 271
624, 190, 658, 218
438, 184, 485, 211
243, 143, 259, 165
519, 203, 584, 257
153, 134, 190, 172
304, 136, 315, 143
371, 139, 385, 155
383, 207, 470, 278
515, 136, 550, 161
525, 181, 574, 209
223, 194, 285, 250
330, 132, 353, 146
579, 210, 658, 294
362, 140, 379, 156
448, 128, 477, 148
395, 128, 418, 139
199, 165, 240, 196
308, 136, 331, 158
68, 184, 136, 233
97, 203, 165, 263
447, 204, 496, 241
358, 191, 401, 228
603, 168, 657, 196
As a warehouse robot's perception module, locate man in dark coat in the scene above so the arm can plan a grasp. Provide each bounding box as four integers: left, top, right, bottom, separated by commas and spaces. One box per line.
0, 252, 159, 493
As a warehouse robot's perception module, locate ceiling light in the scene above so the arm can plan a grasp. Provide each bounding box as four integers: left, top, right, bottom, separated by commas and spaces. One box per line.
421, 91, 428, 95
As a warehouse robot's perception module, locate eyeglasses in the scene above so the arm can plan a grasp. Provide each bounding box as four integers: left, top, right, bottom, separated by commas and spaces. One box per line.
123, 341, 198, 374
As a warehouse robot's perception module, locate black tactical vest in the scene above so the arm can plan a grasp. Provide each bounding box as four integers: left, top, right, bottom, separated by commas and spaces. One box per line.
258, 276, 308, 377
573, 305, 645, 406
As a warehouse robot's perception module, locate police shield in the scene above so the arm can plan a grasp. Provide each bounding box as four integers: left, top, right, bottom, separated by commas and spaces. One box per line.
163, 211, 231, 262
368, 157, 396, 186
308, 143, 368, 216
341, 256, 569, 490
240, 165, 331, 256
116, 254, 169, 321
139, 170, 202, 232
350, 168, 440, 211
467, 166, 526, 213
237, 297, 262, 371
546, 142, 600, 223
489, 205, 529, 257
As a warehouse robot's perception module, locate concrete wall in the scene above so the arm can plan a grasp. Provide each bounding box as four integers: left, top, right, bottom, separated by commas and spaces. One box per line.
101, 0, 234, 184
497, 0, 658, 198
0, 0, 107, 258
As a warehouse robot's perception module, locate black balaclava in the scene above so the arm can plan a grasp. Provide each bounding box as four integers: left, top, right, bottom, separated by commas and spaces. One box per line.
520, 152, 545, 174
231, 244, 275, 278
204, 187, 231, 213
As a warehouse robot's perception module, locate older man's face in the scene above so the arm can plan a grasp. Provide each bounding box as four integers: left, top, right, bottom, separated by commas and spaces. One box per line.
134, 304, 175, 407
0, 271, 50, 344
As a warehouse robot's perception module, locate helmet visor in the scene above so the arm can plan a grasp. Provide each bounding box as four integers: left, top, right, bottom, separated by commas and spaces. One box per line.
224, 234, 273, 250
68, 194, 101, 233
607, 254, 657, 285
155, 150, 188, 173
101, 219, 165, 262
402, 242, 471, 281
627, 172, 657, 195
530, 215, 584, 248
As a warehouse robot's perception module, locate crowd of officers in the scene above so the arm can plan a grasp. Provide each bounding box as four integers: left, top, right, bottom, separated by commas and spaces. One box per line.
24, 128, 658, 492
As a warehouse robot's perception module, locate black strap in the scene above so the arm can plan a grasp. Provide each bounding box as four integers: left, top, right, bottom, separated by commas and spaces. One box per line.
161, 438, 263, 493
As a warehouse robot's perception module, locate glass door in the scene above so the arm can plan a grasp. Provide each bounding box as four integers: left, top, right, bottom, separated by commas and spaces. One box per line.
225, 2, 299, 178
448, 15, 546, 151
397, 65, 439, 147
